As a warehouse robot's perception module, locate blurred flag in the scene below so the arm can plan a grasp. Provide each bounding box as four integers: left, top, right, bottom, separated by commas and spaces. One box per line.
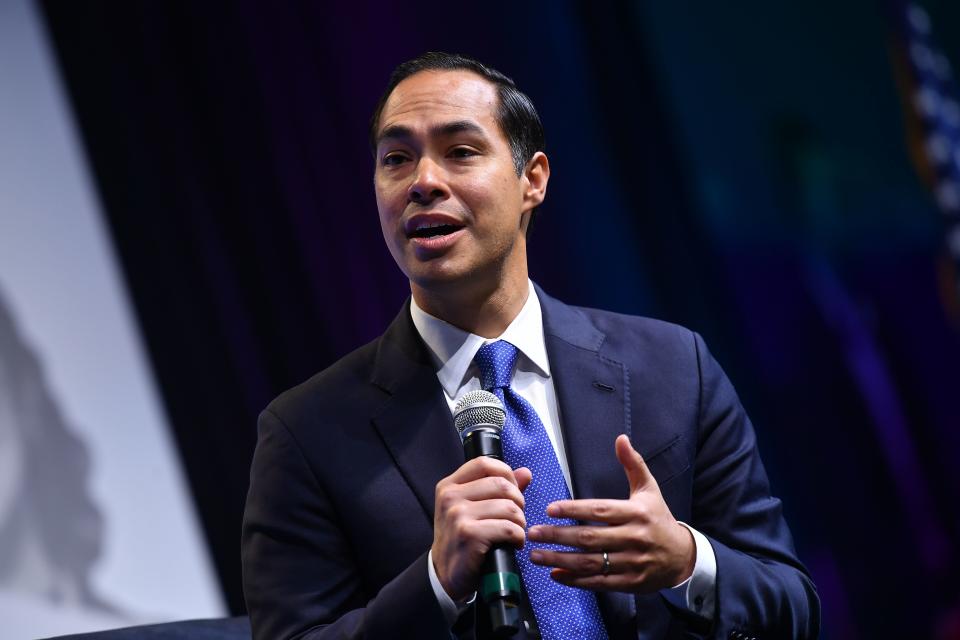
889, 1, 960, 320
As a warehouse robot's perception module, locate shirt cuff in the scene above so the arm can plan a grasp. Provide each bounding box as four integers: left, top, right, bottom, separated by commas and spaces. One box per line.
660, 522, 717, 620
427, 549, 476, 626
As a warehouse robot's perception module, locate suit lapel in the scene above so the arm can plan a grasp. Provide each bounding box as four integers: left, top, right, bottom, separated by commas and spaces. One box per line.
370, 300, 463, 523
538, 286, 631, 502
537, 285, 638, 638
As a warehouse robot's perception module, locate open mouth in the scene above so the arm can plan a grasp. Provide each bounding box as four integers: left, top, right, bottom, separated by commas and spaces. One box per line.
408, 224, 464, 239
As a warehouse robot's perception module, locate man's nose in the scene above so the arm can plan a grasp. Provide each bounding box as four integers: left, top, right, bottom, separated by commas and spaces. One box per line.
407, 158, 448, 205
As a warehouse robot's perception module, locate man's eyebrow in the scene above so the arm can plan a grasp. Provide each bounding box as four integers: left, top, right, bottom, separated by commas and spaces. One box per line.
377, 124, 414, 146
430, 120, 486, 138
376, 120, 488, 147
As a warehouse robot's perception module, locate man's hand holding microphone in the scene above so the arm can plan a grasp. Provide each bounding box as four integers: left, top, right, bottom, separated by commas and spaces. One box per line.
431, 392, 695, 636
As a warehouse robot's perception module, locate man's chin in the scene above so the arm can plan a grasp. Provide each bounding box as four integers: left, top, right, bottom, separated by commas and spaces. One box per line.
405, 258, 489, 294
407, 269, 470, 293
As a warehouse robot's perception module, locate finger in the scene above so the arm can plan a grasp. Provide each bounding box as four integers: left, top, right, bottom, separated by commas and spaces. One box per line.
545, 498, 636, 524
454, 475, 526, 508
529, 548, 629, 576
550, 569, 636, 592
615, 434, 655, 494
527, 523, 627, 551
465, 519, 527, 549
462, 498, 526, 528
514, 467, 532, 493
447, 456, 518, 485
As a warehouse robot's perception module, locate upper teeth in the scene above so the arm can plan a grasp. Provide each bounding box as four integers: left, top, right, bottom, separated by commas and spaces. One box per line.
416, 221, 450, 230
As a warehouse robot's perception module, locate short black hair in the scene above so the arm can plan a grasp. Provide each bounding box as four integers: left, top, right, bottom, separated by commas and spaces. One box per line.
369, 52, 545, 178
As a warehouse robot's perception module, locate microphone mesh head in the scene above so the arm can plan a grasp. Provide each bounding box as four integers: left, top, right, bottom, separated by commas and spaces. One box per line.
453, 389, 506, 436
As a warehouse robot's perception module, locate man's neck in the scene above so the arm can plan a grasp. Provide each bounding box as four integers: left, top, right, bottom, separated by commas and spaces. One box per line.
411, 271, 529, 338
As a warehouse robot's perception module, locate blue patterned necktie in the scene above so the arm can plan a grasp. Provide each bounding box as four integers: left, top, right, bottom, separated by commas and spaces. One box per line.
473, 340, 608, 640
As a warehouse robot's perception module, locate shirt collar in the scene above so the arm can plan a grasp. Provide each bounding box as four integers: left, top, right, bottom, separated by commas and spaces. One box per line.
409, 280, 551, 398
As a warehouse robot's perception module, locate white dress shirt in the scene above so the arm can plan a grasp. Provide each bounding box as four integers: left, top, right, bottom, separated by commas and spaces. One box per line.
411, 280, 717, 625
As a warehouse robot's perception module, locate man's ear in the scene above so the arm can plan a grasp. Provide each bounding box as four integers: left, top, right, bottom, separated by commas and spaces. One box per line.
521, 152, 550, 211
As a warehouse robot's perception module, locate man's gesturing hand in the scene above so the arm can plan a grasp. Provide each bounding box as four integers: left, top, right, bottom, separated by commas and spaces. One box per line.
527, 434, 695, 592
431, 457, 533, 601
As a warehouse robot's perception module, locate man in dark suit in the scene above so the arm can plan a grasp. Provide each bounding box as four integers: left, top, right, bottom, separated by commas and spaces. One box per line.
241, 52, 820, 639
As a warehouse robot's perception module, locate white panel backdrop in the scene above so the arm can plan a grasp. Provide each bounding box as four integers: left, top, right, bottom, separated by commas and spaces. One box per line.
0, 0, 225, 636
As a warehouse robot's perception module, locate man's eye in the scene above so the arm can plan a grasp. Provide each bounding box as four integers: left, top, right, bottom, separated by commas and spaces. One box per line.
382, 154, 409, 167
449, 147, 478, 159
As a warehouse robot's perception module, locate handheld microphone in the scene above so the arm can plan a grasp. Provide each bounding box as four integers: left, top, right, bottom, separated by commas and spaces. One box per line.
453, 390, 523, 638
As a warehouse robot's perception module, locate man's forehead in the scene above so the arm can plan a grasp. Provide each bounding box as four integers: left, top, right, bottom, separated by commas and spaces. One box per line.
378, 70, 499, 135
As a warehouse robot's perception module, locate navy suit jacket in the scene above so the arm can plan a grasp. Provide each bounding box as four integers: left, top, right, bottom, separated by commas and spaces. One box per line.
241, 286, 820, 640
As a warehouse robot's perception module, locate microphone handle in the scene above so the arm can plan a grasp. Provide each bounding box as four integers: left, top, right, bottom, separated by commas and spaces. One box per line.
462, 427, 524, 638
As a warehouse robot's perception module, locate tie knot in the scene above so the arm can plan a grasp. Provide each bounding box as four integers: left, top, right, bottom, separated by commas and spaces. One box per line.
474, 340, 519, 391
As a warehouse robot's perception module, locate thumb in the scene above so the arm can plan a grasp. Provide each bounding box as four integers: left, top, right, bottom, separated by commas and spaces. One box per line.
615, 434, 656, 494
514, 466, 533, 493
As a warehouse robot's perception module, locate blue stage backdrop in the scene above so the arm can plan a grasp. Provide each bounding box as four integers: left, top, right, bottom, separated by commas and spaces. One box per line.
38, 1, 960, 637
